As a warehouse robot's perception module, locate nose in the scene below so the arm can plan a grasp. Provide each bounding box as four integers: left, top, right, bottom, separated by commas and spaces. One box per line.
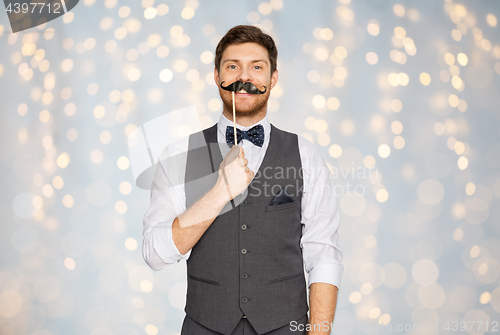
236, 67, 252, 83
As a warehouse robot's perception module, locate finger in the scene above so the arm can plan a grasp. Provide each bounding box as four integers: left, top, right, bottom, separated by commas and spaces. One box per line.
244, 166, 250, 172
239, 157, 249, 167
238, 146, 245, 159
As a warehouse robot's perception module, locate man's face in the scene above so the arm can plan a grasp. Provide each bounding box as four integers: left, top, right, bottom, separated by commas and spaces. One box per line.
214, 42, 278, 118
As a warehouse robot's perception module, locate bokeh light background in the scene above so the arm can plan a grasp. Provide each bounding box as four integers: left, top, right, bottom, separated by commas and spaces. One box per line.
1, 0, 500, 334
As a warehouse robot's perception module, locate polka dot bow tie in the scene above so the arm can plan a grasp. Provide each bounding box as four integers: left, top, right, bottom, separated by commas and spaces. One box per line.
225, 125, 264, 147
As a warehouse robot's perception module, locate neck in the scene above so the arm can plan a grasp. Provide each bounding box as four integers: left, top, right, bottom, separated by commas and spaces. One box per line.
222, 107, 267, 127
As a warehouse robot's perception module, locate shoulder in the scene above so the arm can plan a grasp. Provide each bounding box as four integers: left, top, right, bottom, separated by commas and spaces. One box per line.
157, 135, 189, 163
269, 124, 322, 160
297, 135, 326, 167
270, 124, 300, 148
157, 124, 217, 162
270, 123, 297, 137
297, 134, 316, 152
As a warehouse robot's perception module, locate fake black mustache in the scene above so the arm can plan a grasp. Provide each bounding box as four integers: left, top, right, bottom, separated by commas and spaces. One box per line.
220, 81, 267, 94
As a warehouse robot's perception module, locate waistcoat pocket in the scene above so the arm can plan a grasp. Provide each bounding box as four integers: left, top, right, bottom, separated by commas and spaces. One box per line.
268, 272, 303, 283
188, 274, 220, 286
266, 200, 297, 212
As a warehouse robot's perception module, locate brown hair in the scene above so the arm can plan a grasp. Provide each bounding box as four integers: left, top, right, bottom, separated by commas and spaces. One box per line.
215, 25, 278, 74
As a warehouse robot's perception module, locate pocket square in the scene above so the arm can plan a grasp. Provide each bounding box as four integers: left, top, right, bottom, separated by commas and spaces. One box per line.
268, 186, 294, 206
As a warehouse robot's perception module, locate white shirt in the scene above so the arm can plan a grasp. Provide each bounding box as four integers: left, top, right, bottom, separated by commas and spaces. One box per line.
142, 113, 344, 289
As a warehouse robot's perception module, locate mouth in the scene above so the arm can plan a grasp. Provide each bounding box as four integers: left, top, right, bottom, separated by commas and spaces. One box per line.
235, 89, 250, 94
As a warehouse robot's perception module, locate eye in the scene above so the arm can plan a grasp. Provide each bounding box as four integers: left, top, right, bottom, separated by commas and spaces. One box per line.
254, 65, 262, 70
228, 65, 237, 69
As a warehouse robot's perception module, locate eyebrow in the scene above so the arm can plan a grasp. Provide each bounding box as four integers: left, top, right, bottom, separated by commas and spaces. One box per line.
222, 59, 269, 65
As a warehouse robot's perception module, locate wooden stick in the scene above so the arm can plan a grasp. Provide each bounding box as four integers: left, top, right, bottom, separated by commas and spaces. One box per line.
232, 90, 237, 147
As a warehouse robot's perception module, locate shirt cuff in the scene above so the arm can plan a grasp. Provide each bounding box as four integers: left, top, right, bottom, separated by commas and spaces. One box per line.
307, 263, 344, 290
152, 219, 191, 263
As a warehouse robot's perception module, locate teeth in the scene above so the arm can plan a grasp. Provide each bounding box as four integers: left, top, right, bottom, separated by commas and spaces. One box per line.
237, 89, 247, 93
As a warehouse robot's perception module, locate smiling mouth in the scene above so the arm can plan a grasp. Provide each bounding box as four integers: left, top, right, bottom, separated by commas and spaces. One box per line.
236, 89, 249, 94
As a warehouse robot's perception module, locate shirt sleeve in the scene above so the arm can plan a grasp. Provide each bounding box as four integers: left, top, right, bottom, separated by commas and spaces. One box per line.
142, 138, 192, 271
298, 135, 344, 289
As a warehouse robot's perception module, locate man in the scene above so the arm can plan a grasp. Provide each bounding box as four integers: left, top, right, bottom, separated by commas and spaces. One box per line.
142, 25, 343, 335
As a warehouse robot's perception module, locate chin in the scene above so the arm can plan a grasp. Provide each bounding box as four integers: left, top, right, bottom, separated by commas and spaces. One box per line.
235, 107, 265, 118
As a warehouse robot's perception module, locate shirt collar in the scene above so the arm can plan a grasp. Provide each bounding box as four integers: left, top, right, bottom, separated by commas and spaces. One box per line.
218, 113, 270, 141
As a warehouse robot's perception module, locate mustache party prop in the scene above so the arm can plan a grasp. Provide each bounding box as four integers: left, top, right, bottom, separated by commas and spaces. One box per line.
220, 81, 266, 146
220, 81, 267, 94
220, 81, 267, 144
4, 0, 79, 33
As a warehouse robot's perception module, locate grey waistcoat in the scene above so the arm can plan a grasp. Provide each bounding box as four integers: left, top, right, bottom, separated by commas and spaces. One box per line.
184, 123, 308, 335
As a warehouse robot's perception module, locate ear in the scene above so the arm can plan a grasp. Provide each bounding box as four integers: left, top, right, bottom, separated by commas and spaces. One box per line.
270, 69, 278, 90
214, 67, 220, 86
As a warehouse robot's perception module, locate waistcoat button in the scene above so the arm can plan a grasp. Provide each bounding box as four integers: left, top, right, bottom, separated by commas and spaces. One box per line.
242, 200, 248, 205
242, 297, 248, 303
242, 273, 248, 278
241, 249, 247, 254
241, 224, 247, 230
